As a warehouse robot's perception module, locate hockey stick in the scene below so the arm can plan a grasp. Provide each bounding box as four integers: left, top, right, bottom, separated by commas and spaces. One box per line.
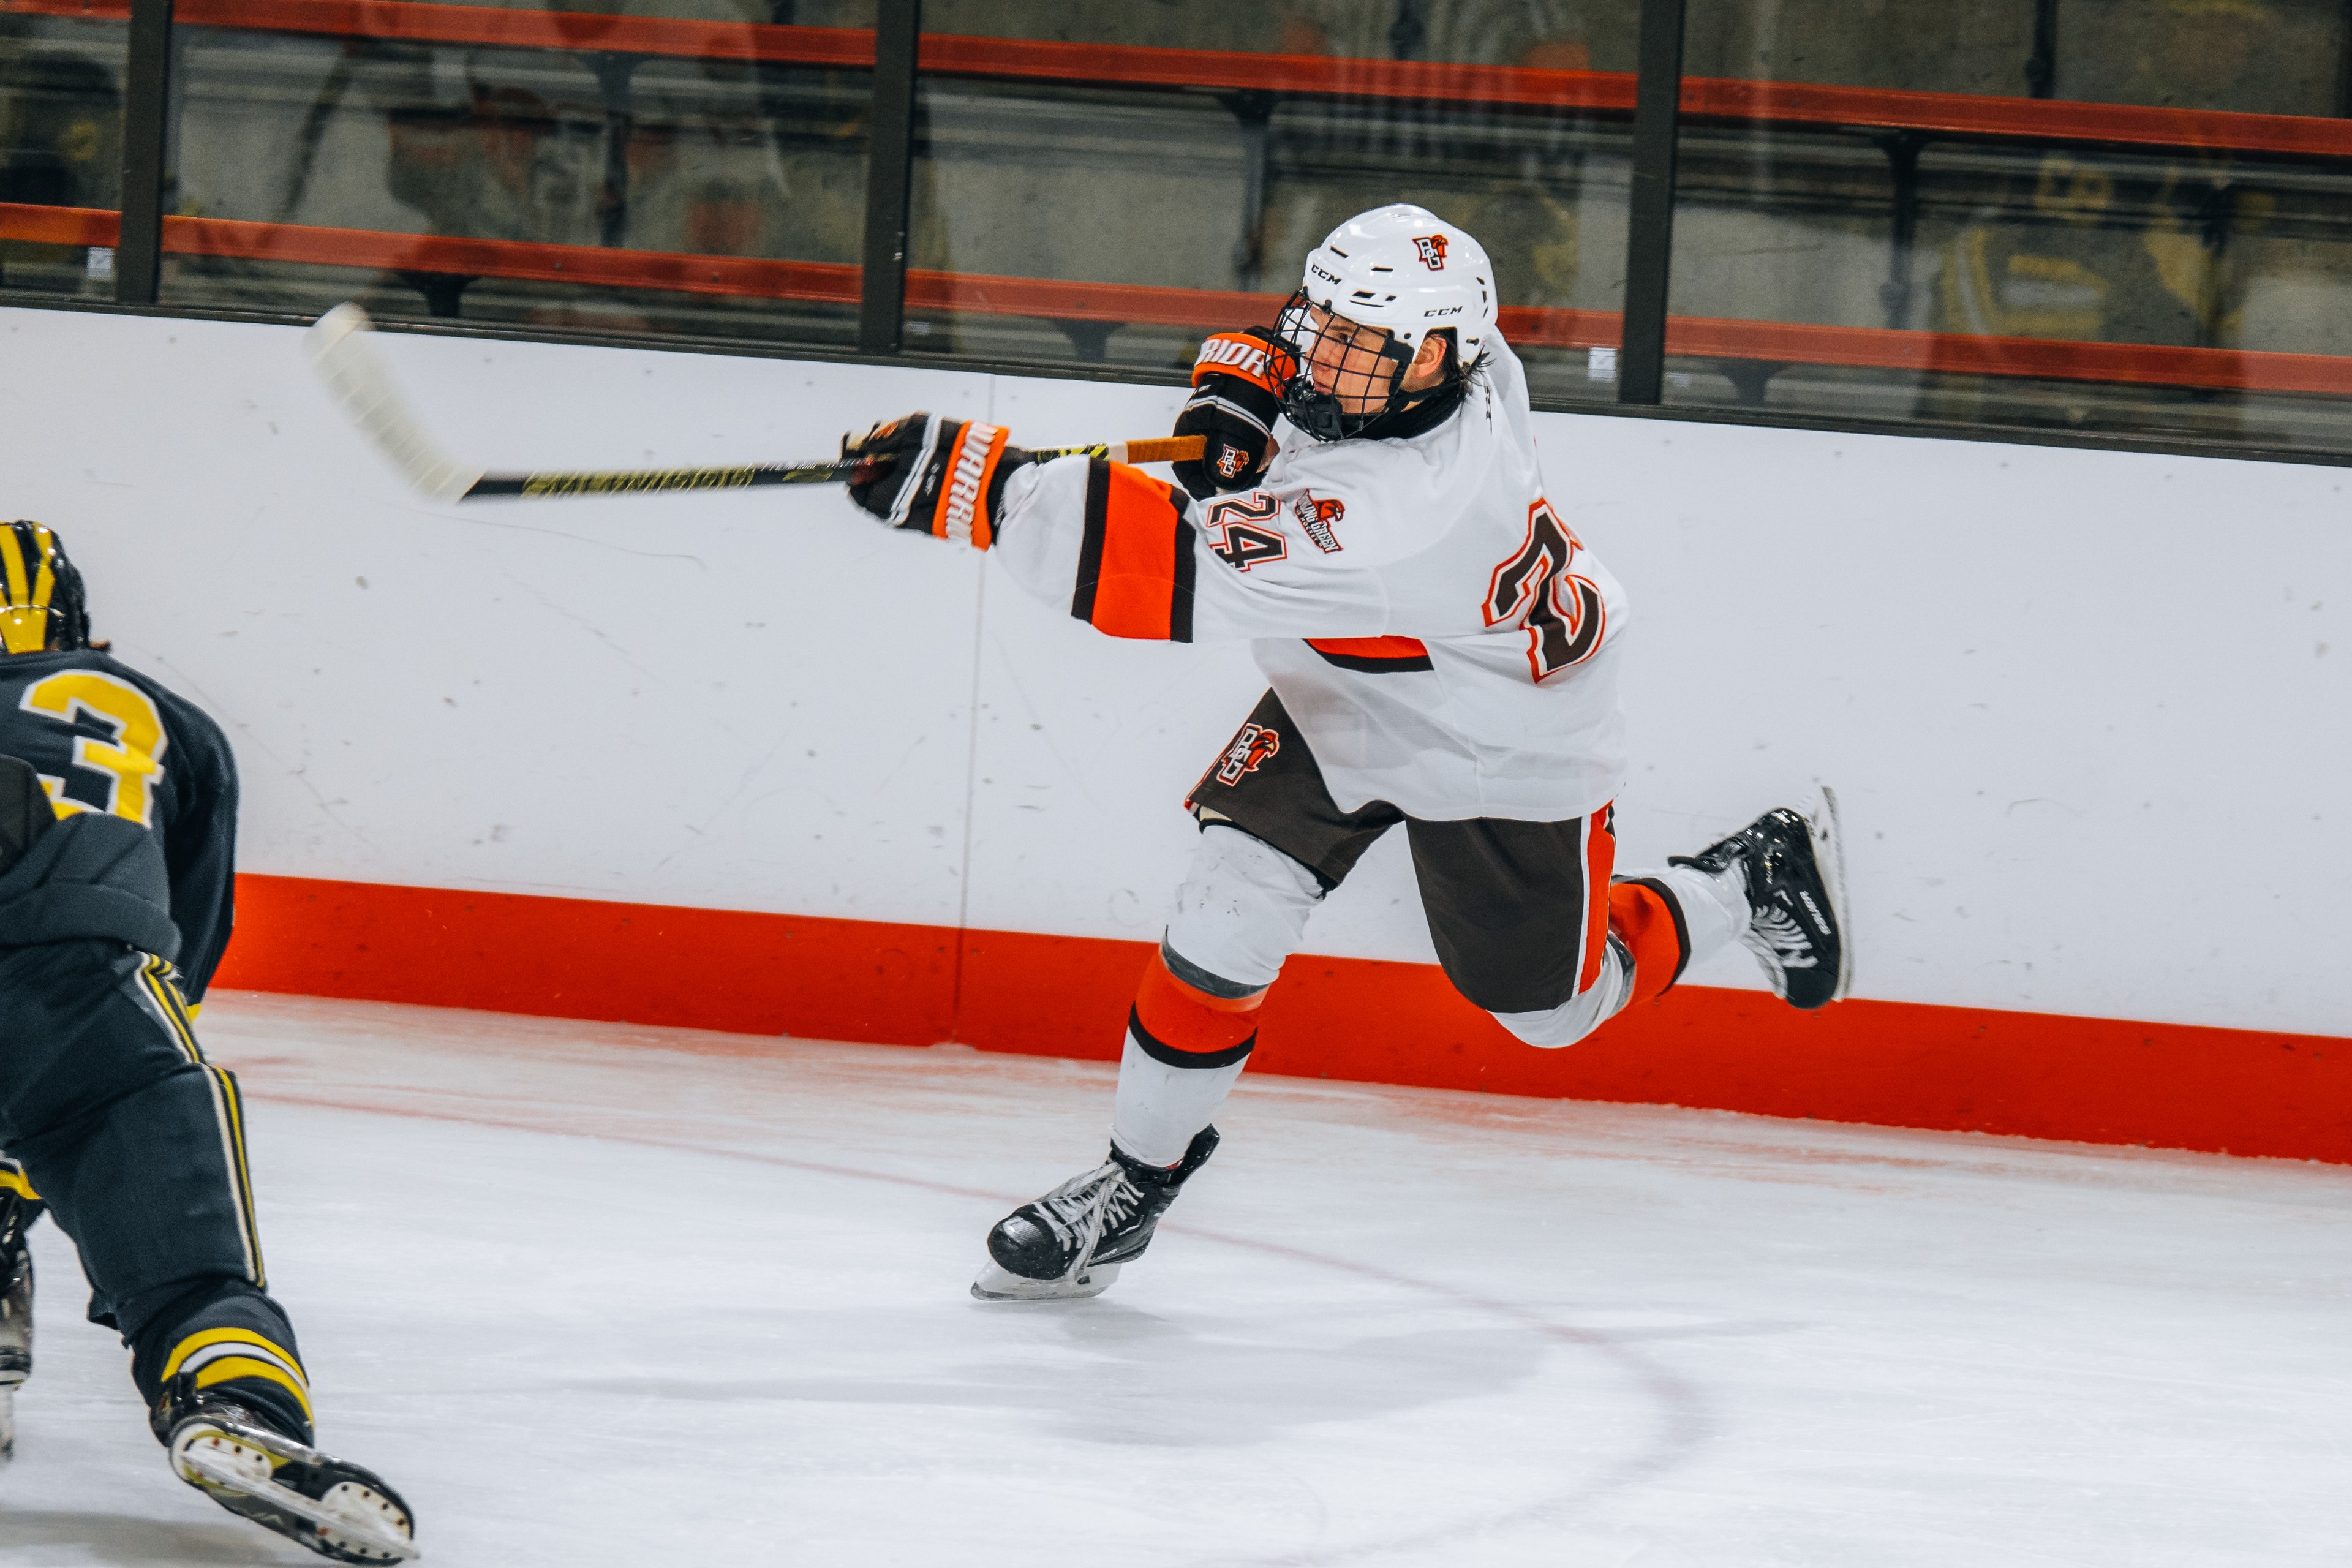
304, 304, 1204, 505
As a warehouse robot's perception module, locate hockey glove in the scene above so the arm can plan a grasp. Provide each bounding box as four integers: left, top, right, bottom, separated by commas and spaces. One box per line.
1171, 328, 1297, 501
843, 412, 1030, 549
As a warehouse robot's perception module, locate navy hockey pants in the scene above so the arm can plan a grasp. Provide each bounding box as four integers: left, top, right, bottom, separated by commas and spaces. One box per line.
0, 938, 310, 1441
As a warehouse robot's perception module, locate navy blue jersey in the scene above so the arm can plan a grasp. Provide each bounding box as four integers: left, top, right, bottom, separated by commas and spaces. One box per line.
0, 650, 238, 999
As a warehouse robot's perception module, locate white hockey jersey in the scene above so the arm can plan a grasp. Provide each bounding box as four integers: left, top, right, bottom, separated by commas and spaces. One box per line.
993, 336, 1628, 823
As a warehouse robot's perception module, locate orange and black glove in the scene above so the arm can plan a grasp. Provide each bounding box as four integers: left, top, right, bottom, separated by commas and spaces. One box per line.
1171, 328, 1297, 501
843, 413, 1031, 549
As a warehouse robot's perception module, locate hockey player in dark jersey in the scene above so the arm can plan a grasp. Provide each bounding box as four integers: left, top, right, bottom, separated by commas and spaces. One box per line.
839, 206, 1851, 1303
0, 522, 415, 1561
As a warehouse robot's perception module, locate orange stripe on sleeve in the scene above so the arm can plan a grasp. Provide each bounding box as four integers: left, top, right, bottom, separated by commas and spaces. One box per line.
1071, 459, 1197, 641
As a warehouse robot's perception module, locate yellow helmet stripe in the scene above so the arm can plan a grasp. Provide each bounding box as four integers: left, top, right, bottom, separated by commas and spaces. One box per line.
0, 525, 47, 654
0, 524, 28, 607
26, 524, 55, 612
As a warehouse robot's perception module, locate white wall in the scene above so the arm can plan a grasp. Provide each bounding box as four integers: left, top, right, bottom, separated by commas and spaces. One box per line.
4, 307, 2347, 1036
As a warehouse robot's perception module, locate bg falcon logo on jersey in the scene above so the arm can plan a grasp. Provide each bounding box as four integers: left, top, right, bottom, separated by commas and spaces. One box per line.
1293, 492, 1346, 553
1414, 234, 1448, 270
1215, 723, 1280, 785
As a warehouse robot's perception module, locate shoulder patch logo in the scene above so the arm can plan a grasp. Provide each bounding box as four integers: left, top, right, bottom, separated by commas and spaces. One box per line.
1214, 723, 1281, 785
1293, 491, 1346, 553
1414, 234, 1448, 271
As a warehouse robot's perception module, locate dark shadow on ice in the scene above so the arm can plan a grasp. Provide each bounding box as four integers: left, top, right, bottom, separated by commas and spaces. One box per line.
564, 1323, 1547, 1448
0, 1509, 311, 1564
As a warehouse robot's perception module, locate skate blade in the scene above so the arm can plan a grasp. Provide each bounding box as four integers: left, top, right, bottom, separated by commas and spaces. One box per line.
969, 1259, 1121, 1302
1, 1387, 14, 1464
176, 1427, 419, 1562
1807, 785, 1853, 1005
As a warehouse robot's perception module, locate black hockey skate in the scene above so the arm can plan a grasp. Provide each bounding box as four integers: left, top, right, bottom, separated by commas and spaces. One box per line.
154, 1373, 418, 1562
1672, 788, 1852, 1009
0, 1188, 28, 1463
972, 1126, 1219, 1302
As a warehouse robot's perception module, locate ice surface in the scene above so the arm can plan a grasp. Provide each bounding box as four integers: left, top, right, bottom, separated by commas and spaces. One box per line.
3, 992, 2348, 1566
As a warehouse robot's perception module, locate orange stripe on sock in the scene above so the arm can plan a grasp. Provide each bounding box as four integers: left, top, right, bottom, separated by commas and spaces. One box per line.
1134, 949, 1264, 1055
1608, 880, 1684, 1008
1580, 806, 1618, 993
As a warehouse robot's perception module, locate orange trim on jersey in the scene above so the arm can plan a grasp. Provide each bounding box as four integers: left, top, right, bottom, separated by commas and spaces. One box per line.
1072, 461, 1197, 642
1305, 637, 1430, 660
1581, 808, 1618, 993
1608, 881, 1686, 1008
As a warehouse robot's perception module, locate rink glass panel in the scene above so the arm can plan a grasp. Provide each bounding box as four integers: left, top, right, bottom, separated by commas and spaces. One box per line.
158, 25, 871, 347
905, 81, 1636, 402
0, 12, 125, 301
1662, 0, 2352, 456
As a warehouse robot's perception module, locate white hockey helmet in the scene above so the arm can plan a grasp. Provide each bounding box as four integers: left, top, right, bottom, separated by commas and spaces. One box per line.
1297, 204, 1496, 369
1276, 204, 1497, 441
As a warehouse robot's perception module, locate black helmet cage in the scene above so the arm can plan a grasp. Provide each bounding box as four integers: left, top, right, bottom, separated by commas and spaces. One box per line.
48, 545, 91, 650
1273, 290, 1458, 443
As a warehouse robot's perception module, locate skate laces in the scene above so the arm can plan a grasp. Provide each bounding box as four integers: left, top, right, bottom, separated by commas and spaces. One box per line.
1035, 1162, 1148, 1280
1746, 905, 1817, 966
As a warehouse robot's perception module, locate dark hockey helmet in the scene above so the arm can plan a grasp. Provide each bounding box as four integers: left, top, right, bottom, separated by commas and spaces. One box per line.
0, 521, 92, 654
1275, 204, 1496, 442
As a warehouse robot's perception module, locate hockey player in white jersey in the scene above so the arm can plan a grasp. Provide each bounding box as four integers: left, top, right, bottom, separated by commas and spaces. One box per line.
840, 204, 1850, 1301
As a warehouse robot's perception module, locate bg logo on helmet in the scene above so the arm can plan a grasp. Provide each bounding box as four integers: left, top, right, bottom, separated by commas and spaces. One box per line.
1414, 234, 1448, 271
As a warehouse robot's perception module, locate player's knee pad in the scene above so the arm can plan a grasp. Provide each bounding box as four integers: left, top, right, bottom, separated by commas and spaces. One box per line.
31, 1063, 263, 1341
1490, 936, 1634, 1049
1162, 824, 1322, 992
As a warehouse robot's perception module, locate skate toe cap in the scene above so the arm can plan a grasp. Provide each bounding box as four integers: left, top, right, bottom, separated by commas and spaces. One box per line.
985, 1214, 1065, 1279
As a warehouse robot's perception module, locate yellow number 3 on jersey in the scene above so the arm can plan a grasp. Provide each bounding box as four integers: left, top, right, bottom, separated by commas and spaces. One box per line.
20, 671, 169, 827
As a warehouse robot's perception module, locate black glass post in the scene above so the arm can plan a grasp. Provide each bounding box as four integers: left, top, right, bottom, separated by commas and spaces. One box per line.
115, 0, 173, 305
858, 0, 921, 355
1618, 0, 1685, 407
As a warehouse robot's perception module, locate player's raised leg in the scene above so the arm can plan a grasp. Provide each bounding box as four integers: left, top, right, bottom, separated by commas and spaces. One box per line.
1663, 790, 1852, 1009
1426, 792, 1849, 1055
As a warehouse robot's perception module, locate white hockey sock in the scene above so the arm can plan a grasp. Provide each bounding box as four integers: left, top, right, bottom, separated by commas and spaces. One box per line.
1110, 1033, 1248, 1169
1642, 859, 1751, 968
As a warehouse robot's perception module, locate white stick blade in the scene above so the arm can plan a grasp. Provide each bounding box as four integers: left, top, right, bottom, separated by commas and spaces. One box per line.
303, 304, 484, 505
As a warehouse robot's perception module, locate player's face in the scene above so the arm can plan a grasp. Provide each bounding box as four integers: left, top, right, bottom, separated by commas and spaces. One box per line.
1300, 304, 1406, 417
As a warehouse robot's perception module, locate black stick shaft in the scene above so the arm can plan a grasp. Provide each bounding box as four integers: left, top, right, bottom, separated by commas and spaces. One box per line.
459, 443, 1129, 502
